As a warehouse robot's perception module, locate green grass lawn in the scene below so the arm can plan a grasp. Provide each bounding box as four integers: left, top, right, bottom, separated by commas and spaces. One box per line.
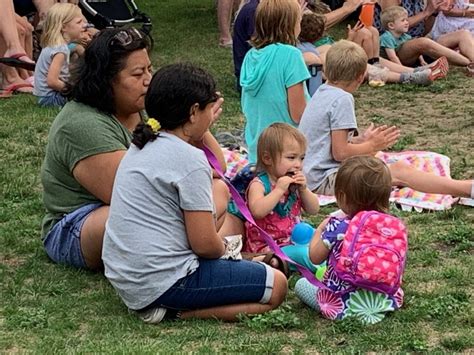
1, 0, 473, 352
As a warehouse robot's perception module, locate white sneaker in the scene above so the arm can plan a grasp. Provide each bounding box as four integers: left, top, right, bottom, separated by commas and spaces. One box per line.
137, 307, 167, 324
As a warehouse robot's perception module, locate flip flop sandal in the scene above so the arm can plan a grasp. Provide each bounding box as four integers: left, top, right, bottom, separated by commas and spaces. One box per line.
262, 253, 290, 279
466, 63, 474, 78
1, 82, 34, 96
0, 53, 36, 71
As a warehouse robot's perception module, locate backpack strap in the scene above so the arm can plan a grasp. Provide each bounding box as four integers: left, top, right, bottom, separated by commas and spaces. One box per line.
203, 145, 333, 291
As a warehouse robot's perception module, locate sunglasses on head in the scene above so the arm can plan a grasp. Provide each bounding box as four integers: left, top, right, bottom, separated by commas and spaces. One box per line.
109, 27, 144, 47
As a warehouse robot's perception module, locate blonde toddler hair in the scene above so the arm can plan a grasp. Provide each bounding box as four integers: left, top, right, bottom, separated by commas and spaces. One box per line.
41, 3, 83, 47
251, 0, 301, 49
256, 123, 307, 172
324, 40, 367, 83
381, 6, 408, 30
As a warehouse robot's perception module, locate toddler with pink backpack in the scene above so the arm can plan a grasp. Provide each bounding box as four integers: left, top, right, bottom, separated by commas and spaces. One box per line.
295, 155, 408, 324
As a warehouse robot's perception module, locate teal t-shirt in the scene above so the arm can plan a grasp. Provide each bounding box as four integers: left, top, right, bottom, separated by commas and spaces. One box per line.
380, 31, 412, 57
240, 43, 310, 163
40, 101, 133, 238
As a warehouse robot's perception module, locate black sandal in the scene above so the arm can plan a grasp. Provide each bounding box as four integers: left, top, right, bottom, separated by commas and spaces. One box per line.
262, 253, 290, 279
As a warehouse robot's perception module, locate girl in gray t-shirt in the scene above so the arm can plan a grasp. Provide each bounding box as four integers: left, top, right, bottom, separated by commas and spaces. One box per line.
33, 4, 86, 107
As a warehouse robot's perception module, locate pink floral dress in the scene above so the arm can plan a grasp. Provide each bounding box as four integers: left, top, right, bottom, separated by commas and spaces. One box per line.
244, 173, 302, 253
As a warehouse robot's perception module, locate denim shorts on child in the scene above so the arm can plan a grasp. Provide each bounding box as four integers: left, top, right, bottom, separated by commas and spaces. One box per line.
137, 258, 274, 312
43, 203, 103, 269
38, 91, 67, 107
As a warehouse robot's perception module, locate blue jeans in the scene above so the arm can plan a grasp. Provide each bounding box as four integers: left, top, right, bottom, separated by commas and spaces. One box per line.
138, 258, 274, 312
43, 203, 102, 269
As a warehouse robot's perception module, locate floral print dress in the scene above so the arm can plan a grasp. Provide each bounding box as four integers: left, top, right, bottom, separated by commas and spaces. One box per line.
295, 217, 404, 324
244, 173, 302, 253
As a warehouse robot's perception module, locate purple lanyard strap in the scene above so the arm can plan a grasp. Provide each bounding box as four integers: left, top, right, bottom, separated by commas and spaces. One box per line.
203, 146, 330, 290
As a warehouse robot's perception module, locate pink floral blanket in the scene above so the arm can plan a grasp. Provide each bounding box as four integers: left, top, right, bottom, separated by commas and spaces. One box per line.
222, 148, 473, 211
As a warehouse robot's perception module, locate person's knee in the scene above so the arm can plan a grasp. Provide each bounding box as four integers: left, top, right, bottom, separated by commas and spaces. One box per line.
368, 26, 379, 39
213, 178, 230, 205
359, 27, 372, 40
268, 270, 288, 308
457, 30, 471, 42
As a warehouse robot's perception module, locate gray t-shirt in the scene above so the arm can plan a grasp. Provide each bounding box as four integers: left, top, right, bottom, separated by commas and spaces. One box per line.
299, 84, 357, 191
102, 132, 214, 310
33, 44, 70, 97
296, 42, 322, 97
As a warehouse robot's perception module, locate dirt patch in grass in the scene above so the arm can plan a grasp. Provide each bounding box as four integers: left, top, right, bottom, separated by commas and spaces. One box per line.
355, 67, 473, 179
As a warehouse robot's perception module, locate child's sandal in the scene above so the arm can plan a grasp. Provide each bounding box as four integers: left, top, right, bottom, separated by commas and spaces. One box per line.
261, 253, 290, 279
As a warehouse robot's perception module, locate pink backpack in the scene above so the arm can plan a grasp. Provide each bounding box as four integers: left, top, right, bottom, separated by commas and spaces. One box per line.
330, 210, 408, 295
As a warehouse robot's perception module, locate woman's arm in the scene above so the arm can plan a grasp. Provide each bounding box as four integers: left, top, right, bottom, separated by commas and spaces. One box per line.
379, 0, 439, 28
325, 0, 364, 28
47, 53, 67, 92
73, 150, 126, 204
184, 210, 225, 258
287, 82, 307, 124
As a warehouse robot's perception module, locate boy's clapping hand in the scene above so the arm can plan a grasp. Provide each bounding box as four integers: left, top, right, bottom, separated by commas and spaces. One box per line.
366, 124, 400, 151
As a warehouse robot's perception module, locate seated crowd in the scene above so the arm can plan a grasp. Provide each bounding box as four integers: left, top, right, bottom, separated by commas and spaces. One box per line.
3, 0, 473, 324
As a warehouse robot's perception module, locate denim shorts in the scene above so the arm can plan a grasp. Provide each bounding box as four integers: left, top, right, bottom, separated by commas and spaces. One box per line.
43, 203, 102, 269
38, 91, 67, 107
138, 258, 274, 312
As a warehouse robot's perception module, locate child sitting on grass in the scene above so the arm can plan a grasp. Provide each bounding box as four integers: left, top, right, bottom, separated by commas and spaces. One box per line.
33, 3, 86, 107
245, 123, 320, 272
295, 155, 406, 324
299, 40, 474, 199
380, 6, 472, 67
298, 11, 447, 90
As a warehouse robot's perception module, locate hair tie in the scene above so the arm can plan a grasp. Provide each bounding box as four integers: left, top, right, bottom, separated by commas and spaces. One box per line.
146, 118, 161, 134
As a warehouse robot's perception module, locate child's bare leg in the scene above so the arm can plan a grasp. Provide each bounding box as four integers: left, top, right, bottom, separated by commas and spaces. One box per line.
213, 178, 230, 232
384, 70, 401, 83
436, 30, 474, 63
397, 38, 470, 66
379, 57, 414, 73
367, 26, 380, 58
351, 27, 376, 59
180, 270, 288, 321
389, 161, 473, 197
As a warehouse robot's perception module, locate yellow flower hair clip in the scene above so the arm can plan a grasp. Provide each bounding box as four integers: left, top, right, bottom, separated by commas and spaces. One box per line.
147, 118, 161, 134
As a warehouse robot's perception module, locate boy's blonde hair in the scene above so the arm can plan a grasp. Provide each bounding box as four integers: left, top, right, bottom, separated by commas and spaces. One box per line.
256, 123, 307, 172
335, 156, 392, 216
299, 11, 326, 43
251, 0, 301, 49
381, 6, 408, 30
324, 40, 367, 83
41, 3, 83, 47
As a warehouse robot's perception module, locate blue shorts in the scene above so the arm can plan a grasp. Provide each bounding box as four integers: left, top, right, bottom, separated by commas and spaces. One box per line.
38, 91, 67, 107
138, 258, 274, 312
43, 203, 102, 269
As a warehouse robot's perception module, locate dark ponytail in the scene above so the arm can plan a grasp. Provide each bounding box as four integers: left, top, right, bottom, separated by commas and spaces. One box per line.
131, 122, 158, 149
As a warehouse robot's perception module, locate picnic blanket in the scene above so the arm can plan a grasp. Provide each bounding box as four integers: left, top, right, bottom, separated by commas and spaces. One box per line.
222, 148, 473, 211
